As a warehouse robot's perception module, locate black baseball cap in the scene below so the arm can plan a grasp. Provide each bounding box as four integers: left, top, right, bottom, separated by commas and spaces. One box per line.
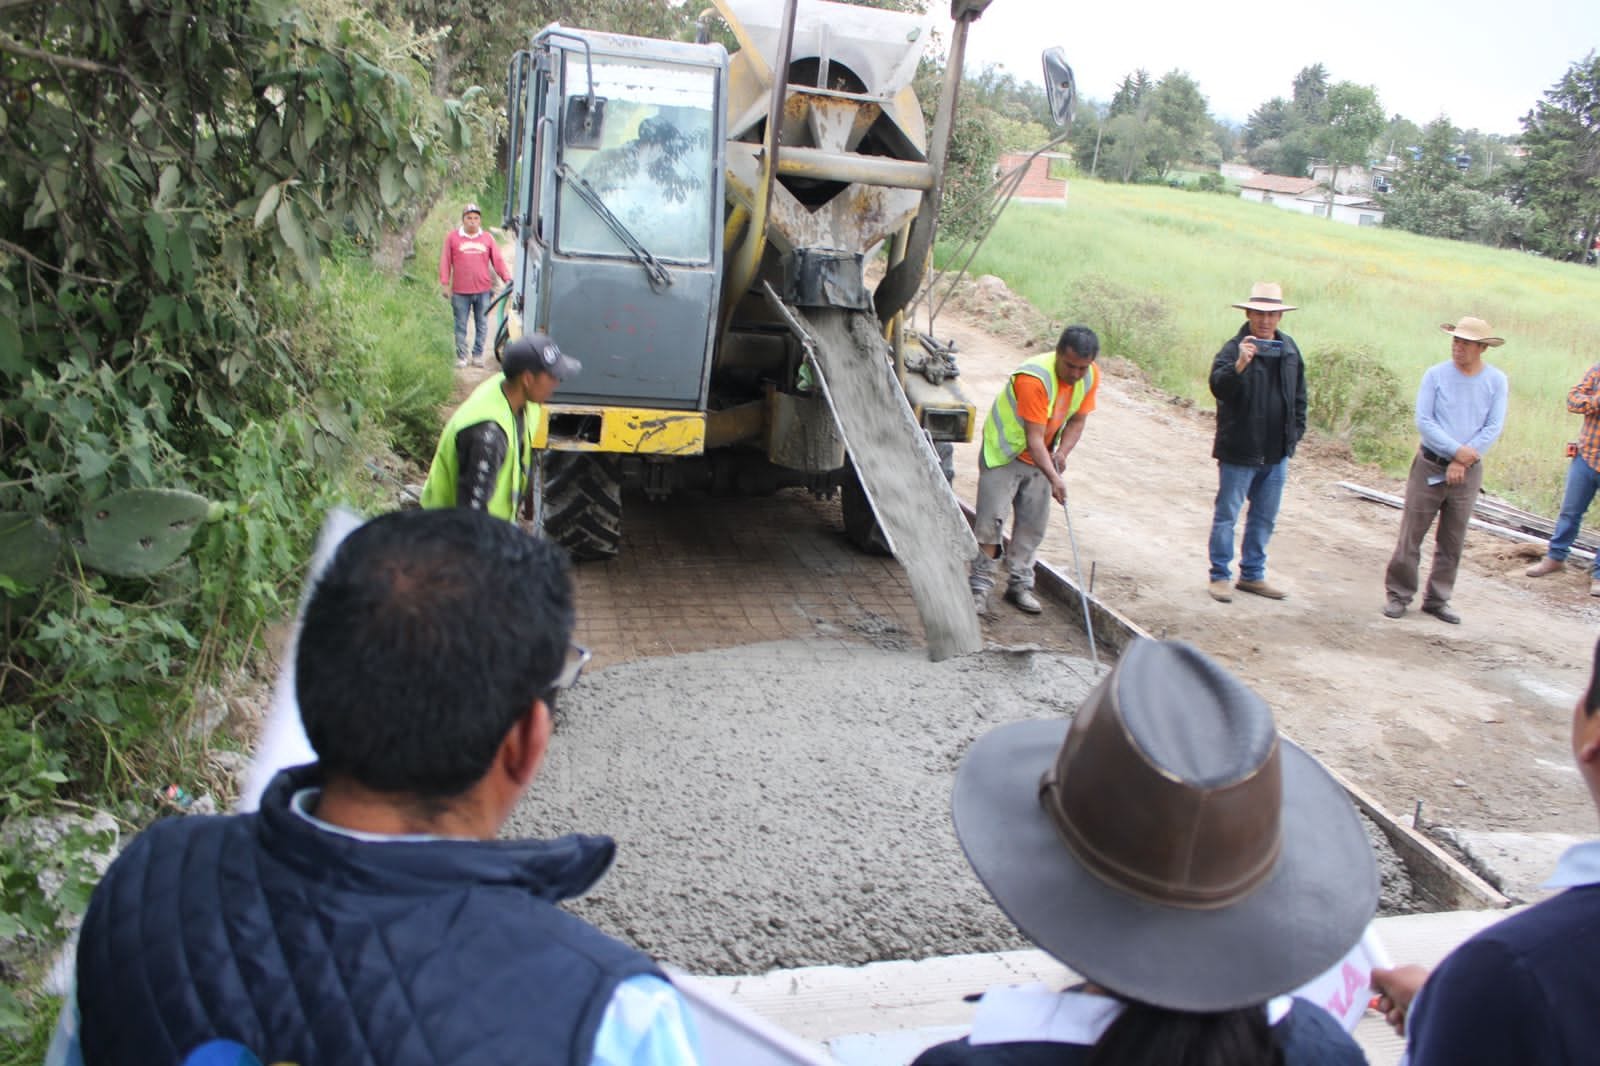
502, 333, 582, 381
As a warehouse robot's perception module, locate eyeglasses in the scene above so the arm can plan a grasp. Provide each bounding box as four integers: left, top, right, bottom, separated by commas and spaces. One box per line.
551, 644, 592, 691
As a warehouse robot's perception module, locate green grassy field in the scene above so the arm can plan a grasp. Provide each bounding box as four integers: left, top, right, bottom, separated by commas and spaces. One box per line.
956, 178, 1600, 511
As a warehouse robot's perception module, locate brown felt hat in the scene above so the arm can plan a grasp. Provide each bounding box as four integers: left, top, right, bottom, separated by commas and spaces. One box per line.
950, 639, 1377, 1012
1440, 316, 1504, 347
1231, 282, 1298, 313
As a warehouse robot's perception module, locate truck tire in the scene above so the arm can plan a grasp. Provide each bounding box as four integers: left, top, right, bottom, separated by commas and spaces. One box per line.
840, 460, 892, 556
543, 453, 623, 561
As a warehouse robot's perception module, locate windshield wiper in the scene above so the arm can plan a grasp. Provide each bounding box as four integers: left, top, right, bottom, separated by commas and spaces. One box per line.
557, 162, 673, 291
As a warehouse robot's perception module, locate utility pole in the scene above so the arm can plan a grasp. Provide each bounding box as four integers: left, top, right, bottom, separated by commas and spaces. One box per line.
1091, 121, 1103, 177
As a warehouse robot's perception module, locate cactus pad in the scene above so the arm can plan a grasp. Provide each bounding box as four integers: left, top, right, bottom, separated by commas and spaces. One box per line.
77, 488, 210, 577
0, 512, 62, 590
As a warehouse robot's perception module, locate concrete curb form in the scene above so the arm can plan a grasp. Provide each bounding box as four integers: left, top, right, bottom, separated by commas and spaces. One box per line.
957, 499, 1512, 915
698, 909, 1518, 1066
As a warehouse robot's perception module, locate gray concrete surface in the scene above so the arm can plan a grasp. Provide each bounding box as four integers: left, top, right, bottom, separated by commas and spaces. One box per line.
1433, 828, 1584, 902
507, 637, 1423, 976
507, 638, 1096, 973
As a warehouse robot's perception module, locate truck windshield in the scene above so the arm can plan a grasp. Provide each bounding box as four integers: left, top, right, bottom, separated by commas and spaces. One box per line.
556, 56, 717, 265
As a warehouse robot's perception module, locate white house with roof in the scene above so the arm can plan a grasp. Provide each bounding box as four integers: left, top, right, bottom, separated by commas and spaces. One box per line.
1238, 174, 1384, 227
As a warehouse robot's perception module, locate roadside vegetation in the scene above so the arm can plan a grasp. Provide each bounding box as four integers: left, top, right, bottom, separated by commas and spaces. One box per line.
958, 178, 1599, 510
0, 0, 491, 1044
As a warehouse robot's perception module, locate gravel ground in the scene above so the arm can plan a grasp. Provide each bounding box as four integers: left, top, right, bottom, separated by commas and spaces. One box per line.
506, 637, 1417, 976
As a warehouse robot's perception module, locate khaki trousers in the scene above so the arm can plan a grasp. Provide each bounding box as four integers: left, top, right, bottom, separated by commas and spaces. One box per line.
970, 459, 1052, 593
1384, 450, 1484, 608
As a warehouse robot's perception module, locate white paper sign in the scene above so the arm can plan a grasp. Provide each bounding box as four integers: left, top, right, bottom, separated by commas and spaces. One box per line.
1290, 926, 1393, 1033
237, 506, 364, 811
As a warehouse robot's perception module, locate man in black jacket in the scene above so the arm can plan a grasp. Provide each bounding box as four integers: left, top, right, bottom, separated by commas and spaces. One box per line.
1207, 282, 1307, 602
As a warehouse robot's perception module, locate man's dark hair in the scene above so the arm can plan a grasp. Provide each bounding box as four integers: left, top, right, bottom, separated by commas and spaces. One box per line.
1058, 324, 1100, 360
296, 508, 573, 798
1586, 637, 1600, 717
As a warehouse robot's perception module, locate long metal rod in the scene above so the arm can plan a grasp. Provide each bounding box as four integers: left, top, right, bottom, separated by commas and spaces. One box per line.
1061, 492, 1099, 671
718, 0, 799, 339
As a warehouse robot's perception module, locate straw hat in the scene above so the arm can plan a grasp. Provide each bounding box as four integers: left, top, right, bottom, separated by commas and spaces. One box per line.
1440, 316, 1504, 347
1231, 282, 1298, 313
950, 639, 1377, 1012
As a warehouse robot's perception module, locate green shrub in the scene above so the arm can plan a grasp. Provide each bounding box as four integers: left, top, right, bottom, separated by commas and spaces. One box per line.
1060, 275, 1186, 393
1306, 345, 1413, 463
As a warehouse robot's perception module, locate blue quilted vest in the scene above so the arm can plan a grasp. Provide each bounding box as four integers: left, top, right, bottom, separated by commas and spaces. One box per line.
75, 766, 661, 1066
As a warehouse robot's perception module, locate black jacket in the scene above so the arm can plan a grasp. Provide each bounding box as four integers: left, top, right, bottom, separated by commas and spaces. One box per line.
1209, 323, 1307, 465
77, 765, 660, 1066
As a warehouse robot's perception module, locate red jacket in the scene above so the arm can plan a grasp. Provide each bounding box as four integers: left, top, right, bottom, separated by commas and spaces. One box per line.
439, 227, 510, 295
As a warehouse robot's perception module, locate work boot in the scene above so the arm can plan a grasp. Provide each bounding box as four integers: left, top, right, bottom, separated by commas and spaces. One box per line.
454, 356, 468, 369
970, 552, 998, 618
1005, 586, 1043, 614
1208, 580, 1233, 603
1526, 557, 1565, 578
1590, 579, 1600, 598
1421, 602, 1461, 625
1383, 598, 1406, 619
1235, 578, 1287, 600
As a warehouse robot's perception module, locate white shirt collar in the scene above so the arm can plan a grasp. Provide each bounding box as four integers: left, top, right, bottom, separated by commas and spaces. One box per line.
1541, 838, 1600, 890
967, 985, 1292, 1046
289, 787, 446, 844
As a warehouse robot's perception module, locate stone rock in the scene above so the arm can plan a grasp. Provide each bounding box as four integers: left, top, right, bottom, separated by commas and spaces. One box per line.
974, 275, 1009, 299
186, 684, 230, 741
0, 810, 121, 977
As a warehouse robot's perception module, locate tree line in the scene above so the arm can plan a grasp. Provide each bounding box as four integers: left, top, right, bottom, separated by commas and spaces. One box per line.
1038, 53, 1600, 262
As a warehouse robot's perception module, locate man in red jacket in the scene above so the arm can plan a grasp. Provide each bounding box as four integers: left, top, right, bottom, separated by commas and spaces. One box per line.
439, 203, 512, 368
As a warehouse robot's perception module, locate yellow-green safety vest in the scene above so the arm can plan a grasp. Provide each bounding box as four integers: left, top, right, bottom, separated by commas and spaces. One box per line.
981, 352, 1095, 470
419, 373, 538, 521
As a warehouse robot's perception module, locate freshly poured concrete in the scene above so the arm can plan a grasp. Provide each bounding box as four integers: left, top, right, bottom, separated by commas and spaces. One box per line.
507, 637, 1421, 977
507, 639, 1096, 972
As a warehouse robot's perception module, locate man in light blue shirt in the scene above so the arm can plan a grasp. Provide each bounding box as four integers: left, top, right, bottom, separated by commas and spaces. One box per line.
48, 509, 701, 1066
1383, 316, 1508, 624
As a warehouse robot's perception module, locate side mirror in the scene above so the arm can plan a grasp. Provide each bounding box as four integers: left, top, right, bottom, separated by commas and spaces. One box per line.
563, 96, 608, 150
1042, 47, 1076, 129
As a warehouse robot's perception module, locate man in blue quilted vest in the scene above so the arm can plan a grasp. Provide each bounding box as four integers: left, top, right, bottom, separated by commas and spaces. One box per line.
50, 508, 702, 1066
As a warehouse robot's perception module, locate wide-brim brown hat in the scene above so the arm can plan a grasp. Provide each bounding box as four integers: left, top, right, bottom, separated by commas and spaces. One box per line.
951, 639, 1377, 1013
1232, 282, 1297, 313
1440, 316, 1504, 347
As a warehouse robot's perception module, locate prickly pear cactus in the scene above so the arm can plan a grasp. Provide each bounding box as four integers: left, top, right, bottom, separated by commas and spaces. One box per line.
76, 489, 210, 578
0, 512, 61, 590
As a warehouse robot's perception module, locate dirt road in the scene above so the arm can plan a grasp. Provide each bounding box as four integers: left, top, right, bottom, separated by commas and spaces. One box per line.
940, 300, 1598, 839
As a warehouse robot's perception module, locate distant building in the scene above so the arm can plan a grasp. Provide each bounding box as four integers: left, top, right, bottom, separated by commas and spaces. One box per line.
1237, 174, 1321, 205
1295, 191, 1384, 227
995, 152, 1069, 204
1238, 175, 1383, 227
1308, 162, 1396, 196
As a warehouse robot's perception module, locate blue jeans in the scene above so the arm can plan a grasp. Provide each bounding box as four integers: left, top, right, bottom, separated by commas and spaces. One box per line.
1547, 456, 1600, 573
1209, 458, 1288, 582
451, 291, 493, 362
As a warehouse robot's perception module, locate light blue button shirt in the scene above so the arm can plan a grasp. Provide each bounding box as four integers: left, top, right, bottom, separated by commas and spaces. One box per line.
1415, 360, 1507, 460
1540, 837, 1600, 890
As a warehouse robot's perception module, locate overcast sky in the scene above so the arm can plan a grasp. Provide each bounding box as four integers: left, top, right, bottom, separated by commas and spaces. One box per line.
945, 0, 1599, 135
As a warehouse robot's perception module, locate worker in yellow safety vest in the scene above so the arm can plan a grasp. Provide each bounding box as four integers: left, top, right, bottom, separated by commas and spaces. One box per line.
420, 333, 581, 521
970, 325, 1100, 617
